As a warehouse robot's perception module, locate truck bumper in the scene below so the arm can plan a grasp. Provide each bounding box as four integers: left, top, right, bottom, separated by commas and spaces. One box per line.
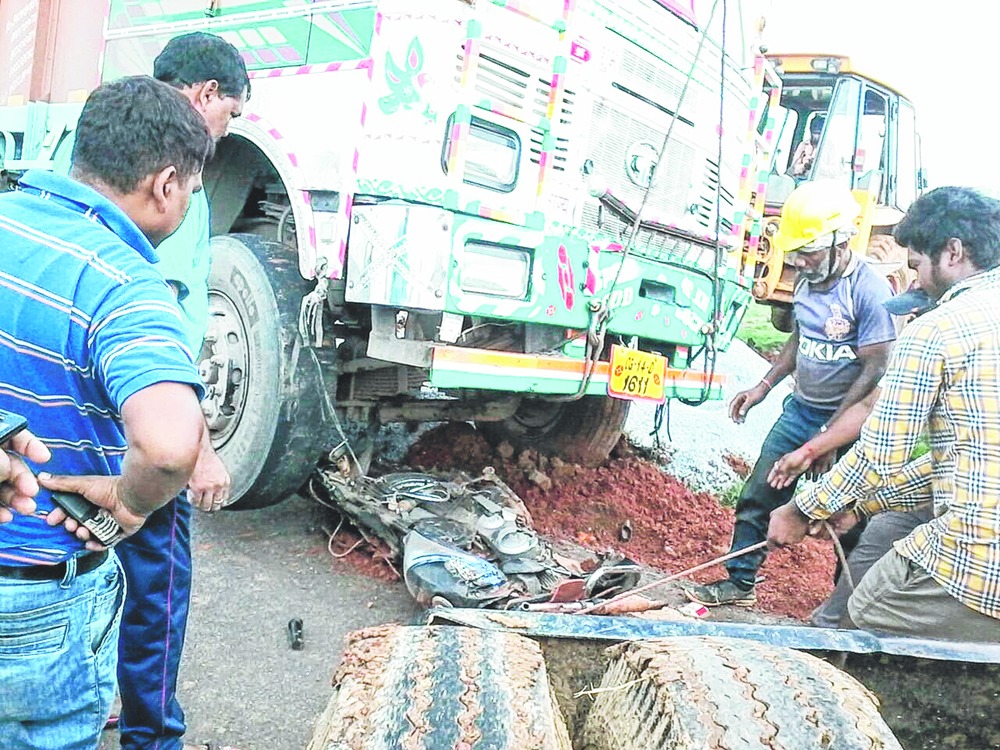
429, 346, 724, 401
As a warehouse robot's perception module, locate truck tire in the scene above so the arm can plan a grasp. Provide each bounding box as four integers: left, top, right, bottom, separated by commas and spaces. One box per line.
204, 233, 327, 510
478, 396, 629, 466
307, 625, 572, 750
580, 636, 902, 750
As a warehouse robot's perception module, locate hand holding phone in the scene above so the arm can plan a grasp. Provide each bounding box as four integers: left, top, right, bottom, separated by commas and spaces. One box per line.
0, 411, 50, 523
49, 491, 125, 547
39, 473, 146, 546
0, 409, 28, 445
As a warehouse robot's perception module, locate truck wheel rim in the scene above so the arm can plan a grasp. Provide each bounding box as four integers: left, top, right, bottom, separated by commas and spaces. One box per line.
201, 290, 251, 448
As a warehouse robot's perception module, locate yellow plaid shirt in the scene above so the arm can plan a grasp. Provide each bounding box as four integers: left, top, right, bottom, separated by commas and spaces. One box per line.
797, 265, 1000, 620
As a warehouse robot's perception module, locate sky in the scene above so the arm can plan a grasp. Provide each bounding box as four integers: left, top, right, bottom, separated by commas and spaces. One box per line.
760, 0, 998, 191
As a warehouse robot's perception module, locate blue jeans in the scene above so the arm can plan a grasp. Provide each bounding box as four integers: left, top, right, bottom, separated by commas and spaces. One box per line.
725, 395, 840, 588
116, 498, 193, 750
0, 553, 125, 750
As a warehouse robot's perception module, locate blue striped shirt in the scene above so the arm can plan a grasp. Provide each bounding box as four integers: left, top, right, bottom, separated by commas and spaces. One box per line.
0, 170, 203, 565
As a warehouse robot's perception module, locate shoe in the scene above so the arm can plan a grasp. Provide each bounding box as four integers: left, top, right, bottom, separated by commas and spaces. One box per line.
682, 579, 756, 607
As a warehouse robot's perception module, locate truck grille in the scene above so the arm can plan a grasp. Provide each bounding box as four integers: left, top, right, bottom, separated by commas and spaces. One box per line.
580, 95, 698, 229
458, 44, 574, 173
696, 157, 734, 234
619, 46, 695, 113
469, 49, 541, 117
579, 202, 718, 272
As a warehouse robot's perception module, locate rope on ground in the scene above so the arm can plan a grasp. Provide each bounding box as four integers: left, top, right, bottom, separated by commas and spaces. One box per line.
825, 521, 855, 591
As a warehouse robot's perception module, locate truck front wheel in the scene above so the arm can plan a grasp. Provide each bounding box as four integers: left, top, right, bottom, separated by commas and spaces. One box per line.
203, 233, 328, 510
477, 396, 629, 466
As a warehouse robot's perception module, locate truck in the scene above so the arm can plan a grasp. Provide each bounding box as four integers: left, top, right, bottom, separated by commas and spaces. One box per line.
0, 0, 771, 509
747, 53, 926, 330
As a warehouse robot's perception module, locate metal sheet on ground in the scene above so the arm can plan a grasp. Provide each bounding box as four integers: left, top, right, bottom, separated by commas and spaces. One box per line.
428, 607, 1000, 664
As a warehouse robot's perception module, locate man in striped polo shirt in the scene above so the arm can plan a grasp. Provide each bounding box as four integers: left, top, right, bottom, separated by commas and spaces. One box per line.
0, 76, 214, 748
52, 32, 249, 750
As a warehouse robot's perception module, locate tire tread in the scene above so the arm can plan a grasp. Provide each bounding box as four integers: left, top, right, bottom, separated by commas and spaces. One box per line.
580, 636, 902, 750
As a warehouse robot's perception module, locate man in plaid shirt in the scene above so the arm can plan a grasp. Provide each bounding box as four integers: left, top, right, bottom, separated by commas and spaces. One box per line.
769, 186, 1000, 641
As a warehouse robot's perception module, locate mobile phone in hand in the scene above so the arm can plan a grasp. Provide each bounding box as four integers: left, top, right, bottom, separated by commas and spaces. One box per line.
0, 409, 28, 445
50, 491, 124, 547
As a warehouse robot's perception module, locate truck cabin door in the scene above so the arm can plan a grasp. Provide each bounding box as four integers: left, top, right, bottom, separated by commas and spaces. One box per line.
812, 76, 862, 189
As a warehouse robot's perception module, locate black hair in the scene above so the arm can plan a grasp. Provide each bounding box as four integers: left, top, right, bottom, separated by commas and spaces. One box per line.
153, 32, 250, 100
894, 186, 1000, 270
809, 115, 825, 135
71, 76, 215, 194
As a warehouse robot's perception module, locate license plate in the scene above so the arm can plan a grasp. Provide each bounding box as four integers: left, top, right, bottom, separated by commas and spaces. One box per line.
608, 345, 667, 402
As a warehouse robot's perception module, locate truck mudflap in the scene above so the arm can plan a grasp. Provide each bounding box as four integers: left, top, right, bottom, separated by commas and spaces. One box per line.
426, 608, 1000, 664
429, 346, 725, 401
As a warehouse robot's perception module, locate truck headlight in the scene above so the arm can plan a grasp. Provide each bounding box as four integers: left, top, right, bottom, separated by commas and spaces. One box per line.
443, 115, 520, 193
460, 242, 531, 299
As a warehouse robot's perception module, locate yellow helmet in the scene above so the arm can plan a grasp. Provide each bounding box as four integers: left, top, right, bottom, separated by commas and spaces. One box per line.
771, 180, 861, 255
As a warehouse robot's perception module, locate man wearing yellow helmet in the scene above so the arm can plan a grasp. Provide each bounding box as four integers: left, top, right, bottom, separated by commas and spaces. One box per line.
685, 180, 896, 607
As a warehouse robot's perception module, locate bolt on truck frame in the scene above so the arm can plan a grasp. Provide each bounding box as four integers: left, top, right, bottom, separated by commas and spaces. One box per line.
0, 0, 768, 508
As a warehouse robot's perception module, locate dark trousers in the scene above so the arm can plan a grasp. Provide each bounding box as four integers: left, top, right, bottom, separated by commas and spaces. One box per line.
725, 395, 841, 588
115, 497, 192, 750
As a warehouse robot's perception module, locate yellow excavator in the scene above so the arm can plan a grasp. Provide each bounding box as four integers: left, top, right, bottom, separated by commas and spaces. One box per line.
749, 54, 927, 330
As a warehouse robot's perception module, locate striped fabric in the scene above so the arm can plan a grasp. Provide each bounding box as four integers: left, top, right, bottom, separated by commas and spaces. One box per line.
0, 170, 202, 565
797, 265, 1000, 620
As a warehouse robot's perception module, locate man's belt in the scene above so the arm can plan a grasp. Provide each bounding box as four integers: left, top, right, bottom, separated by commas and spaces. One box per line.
0, 550, 110, 581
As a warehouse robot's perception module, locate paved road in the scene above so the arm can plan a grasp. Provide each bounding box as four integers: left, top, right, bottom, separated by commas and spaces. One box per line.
626, 339, 789, 491
100, 493, 419, 750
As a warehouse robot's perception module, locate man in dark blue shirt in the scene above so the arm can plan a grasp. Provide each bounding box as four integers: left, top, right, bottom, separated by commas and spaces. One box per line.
0, 76, 214, 749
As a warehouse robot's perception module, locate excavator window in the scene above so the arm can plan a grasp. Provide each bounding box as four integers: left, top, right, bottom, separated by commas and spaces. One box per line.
896, 100, 919, 210
813, 76, 861, 187
857, 88, 889, 199
765, 76, 834, 178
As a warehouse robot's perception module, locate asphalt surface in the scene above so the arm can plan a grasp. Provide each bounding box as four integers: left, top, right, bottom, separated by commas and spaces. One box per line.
100, 493, 420, 750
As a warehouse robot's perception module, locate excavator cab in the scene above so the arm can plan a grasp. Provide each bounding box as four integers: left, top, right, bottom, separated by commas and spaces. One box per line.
750, 55, 925, 327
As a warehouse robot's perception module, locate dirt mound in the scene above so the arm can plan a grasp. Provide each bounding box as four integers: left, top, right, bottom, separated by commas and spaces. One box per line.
405, 421, 494, 472
404, 423, 836, 621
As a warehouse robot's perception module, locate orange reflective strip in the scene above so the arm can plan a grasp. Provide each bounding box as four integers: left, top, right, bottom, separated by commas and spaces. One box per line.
432, 347, 725, 385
